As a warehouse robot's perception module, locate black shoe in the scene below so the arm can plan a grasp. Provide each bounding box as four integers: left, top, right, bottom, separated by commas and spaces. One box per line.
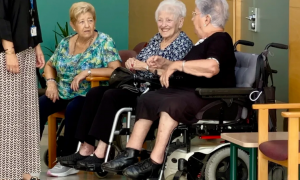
123, 158, 162, 179
101, 148, 139, 173
76, 154, 104, 172
57, 153, 89, 167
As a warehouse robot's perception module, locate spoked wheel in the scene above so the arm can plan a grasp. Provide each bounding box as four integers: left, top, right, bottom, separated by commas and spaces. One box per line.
205, 147, 249, 180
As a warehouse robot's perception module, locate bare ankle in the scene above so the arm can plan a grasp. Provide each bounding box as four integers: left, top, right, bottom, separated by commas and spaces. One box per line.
79, 143, 94, 156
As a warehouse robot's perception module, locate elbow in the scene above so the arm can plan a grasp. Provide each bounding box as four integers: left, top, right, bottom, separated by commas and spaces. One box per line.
205, 64, 220, 78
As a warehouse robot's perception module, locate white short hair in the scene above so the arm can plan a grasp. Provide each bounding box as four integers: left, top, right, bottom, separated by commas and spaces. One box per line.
155, 0, 186, 21
195, 0, 229, 28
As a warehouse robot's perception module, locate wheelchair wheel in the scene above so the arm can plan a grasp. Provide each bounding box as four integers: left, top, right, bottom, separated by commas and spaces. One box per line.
205, 147, 249, 180
94, 171, 109, 179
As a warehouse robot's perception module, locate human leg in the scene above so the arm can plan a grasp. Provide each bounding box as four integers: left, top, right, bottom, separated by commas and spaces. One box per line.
77, 89, 138, 171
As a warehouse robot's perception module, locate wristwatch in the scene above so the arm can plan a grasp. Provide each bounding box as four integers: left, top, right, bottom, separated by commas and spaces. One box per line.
87, 69, 91, 76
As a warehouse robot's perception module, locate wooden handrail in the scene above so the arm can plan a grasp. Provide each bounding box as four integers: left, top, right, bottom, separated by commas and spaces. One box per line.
253, 103, 300, 110
86, 76, 109, 82
282, 112, 300, 118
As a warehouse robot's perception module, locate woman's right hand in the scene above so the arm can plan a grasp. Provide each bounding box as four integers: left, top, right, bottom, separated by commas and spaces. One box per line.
5, 54, 20, 74
45, 82, 59, 103
125, 58, 136, 70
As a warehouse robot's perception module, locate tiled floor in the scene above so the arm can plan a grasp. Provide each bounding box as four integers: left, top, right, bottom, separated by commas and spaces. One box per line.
40, 135, 127, 180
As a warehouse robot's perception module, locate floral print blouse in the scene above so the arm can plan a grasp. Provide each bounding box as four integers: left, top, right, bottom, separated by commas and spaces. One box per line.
49, 31, 121, 100
136, 31, 193, 79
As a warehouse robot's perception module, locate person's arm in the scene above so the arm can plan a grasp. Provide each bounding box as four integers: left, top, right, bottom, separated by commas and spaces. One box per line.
0, 0, 12, 43
71, 36, 121, 91
170, 59, 219, 78
80, 60, 121, 77
33, 0, 42, 43
88, 37, 121, 77
44, 61, 57, 80
1, 0, 14, 52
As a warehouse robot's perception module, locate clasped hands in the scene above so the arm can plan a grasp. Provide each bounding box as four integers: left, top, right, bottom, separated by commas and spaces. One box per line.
124, 56, 180, 88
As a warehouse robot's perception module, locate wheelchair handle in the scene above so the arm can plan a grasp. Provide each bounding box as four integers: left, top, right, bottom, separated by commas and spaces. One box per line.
234, 40, 254, 50
265, 43, 288, 50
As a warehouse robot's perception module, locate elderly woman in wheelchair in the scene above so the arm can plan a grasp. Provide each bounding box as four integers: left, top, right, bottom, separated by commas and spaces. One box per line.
56, 0, 193, 176
101, 0, 235, 179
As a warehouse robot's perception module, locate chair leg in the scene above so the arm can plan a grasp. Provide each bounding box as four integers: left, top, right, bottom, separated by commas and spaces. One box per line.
48, 115, 57, 168
257, 152, 268, 180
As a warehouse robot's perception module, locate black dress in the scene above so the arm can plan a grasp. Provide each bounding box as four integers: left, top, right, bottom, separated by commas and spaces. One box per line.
135, 32, 236, 124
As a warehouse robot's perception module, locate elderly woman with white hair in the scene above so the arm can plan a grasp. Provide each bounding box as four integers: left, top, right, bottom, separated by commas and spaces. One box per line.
102, 0, 236, 179
56, 0, 192, 176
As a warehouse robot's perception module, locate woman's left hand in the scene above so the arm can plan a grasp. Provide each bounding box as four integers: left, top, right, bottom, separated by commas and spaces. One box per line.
133, 60, 148, 71
71, 70, 88, 91
35, 44, 45, 69
160, 61, 180, 88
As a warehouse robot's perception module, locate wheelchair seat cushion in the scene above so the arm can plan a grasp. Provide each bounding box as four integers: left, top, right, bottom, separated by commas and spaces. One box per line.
135, 88, 214, 124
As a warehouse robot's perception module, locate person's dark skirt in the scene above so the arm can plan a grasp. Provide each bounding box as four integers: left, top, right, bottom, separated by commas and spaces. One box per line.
135, 88, 213, 124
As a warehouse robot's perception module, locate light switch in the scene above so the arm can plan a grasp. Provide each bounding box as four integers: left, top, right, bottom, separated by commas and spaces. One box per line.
246, 7, 258, 32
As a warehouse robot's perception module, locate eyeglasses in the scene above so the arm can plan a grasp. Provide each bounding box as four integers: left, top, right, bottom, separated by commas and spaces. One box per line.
192, 11, 200, 17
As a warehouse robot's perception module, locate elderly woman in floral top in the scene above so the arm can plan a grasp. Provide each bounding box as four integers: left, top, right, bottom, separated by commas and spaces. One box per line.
39, 2, 121, 177
56, 0, 193, 175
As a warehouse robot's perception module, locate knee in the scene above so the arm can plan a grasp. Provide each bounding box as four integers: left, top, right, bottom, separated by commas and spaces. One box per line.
86, 86, 102, 98
102, 89, 120, 101
159, 112, 178, 128
65, 98, 84, 116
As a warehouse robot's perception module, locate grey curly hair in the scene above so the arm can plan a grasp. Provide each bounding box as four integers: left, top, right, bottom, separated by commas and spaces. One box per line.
195, 0, 229, 28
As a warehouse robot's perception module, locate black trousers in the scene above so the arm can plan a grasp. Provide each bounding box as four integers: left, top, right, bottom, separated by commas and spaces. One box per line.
75, 87, 138, 145
39, 95, 86, 156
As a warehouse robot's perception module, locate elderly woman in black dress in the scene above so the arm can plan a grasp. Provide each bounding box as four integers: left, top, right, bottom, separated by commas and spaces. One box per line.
102, 0, 236, 179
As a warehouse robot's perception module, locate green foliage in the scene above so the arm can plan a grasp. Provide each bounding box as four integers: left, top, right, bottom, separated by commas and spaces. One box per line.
44, 22, 70, 58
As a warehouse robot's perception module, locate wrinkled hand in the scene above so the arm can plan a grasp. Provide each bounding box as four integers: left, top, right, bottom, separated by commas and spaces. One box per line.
35, 44, 45, 69
5, 54, 19, 74
160, 61, 180, 88
125, 58, 147, 71
71, 70, 88, 91
45, 82, 59, 103
125, 58, 136, 70
147, 56, 168, 69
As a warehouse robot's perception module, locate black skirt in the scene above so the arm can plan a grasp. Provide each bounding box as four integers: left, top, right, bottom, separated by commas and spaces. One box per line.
135, 87, 213, 124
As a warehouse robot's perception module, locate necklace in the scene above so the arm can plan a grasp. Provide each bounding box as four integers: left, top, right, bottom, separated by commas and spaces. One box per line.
71, 33, 95, 75
71, 33, 95, 58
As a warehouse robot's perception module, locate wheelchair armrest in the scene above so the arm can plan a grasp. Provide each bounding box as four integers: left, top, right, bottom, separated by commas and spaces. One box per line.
196, 87, 254, 99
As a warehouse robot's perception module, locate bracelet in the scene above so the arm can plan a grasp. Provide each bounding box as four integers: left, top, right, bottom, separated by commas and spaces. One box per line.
145, 65, 149, 71
182, 60, 186, 72
46, 78, 57, 85
4, 47, 14, 52
5, 51, 15, 55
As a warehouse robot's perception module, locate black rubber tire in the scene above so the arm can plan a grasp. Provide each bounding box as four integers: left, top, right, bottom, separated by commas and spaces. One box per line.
205, 147, 249, 180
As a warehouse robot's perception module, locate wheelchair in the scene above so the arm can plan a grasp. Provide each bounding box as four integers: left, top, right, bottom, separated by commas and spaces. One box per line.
96, 40, 288, 180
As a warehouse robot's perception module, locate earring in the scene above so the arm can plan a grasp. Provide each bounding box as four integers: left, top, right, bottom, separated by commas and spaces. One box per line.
73, 29, 76, 31
204, 24, 207, 27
